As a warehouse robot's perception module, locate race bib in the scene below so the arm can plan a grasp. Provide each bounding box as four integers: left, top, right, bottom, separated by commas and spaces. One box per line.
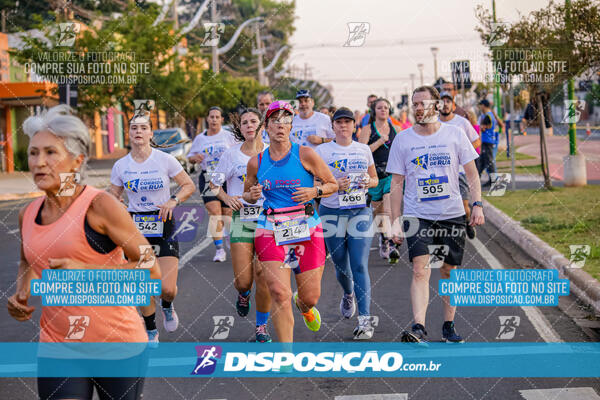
134, 214, 164, 237
240, 205, 263, 222
339, 173, 367, 209
274, 219, 310, 245
417, 175, 450, 202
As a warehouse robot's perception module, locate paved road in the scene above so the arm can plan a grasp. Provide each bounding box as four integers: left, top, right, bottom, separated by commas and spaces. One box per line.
0, 178, 598, 399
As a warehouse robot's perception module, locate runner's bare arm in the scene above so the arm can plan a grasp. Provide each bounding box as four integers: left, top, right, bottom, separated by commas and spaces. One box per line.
366, 164, 379, 188
358, 124, 370, 144
297, 146, 338, 201
242, 156, 262, 204
107, 184, 124, 199
48, 192, 161, 280
7, 206, 36, 321
464, 161, 485, 226
390, 173, 405, 244
172, 170, 196, 203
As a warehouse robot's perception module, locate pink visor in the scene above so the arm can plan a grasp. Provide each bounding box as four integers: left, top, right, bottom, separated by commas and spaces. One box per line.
265, 100, 294, 120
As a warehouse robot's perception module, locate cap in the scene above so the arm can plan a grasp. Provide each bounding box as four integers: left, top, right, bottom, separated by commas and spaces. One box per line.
479, 99, 491, 107
265, 100, 294, 120
439, 91, 453, 100
295, 89, 312, 99
332, 107, 355, 121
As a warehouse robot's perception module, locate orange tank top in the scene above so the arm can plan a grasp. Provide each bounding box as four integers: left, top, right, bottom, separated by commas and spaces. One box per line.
21, 186, 147, 343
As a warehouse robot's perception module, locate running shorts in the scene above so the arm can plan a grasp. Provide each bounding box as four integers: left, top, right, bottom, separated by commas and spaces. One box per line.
367, 175, 392, 202
198, 171, 229, 207
254, 224, 326, 274
230, 210, 257, 244
403, 215, 467, 266
130, 211, 180, 258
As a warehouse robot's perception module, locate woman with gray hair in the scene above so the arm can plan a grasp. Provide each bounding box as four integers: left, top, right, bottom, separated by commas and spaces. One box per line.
7, 105, 161, 400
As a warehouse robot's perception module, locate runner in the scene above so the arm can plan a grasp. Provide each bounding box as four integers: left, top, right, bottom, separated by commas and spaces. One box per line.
315, 107, 378, 339
290, 89, 335, 149
243, 100, 338, 342
9, 105, 161, 399
387, 86, 485, 343
109, 113, 196, 343
187, 106, 236, 261
439, 91, 481, 239
209, 108, 272, 343
257, 90, 274, 144
358, 97, 402, 263
477, 99, 498, 185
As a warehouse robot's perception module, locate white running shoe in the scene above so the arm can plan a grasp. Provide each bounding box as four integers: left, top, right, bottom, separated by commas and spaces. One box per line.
378, 234, 390, 259
353, 315, 374, 340
213, 248, 226, 262
340, 293, 356, 319
161, 305, 179, 332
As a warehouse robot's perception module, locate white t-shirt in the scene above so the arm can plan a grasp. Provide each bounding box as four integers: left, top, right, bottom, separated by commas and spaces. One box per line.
315, 141, 374, 209
212, 143, 266, 207
261, 129, 270, 144
111, 149, 183, 212
441, 114, 480, 174
386, 124, 478, 220
187, 129, 237, 172
290, 111, 335, 149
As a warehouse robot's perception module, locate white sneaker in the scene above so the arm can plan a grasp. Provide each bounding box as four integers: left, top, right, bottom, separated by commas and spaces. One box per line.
353, 315, 374, 340
213, 248, 226, 262
340, 293, 356, 319
161, 305, 179, 332
378, 235, 390, 259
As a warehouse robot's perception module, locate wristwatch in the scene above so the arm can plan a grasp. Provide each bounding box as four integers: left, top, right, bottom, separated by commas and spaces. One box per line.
472, 201, 483, 208
170, 195, 181, 205
315, 186, 323, 198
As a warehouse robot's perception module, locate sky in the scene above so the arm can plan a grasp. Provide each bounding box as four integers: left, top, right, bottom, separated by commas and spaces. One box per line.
288, 0, 552, 110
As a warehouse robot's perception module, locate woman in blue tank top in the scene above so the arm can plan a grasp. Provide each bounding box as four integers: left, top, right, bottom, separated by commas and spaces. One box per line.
243, 100, 338, 343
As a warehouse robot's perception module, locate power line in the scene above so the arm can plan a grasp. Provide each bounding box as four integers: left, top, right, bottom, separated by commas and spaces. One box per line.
292, 34, 480, 50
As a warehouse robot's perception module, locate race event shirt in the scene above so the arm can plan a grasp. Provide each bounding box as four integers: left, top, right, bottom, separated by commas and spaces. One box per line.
110, 149, 183, 212
316, 141, 374, 209
386, 124, 478, 220
187, 129, 237, 172
212, 143, 266, 207
290, 111, 335, 149
441, 114, 480, 173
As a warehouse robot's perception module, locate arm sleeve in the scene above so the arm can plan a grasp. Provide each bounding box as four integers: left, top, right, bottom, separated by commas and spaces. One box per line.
385, 136, 406, 175
167, 154, 184, 177
110, 162, 123, 186
364, 145, 375, 166
187, 135, 203, 157
323, 115, 335, 139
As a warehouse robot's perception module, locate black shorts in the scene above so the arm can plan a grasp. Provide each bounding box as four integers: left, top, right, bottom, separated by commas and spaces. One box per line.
130, 211, 180, 258
198, 171, 229, 207
403, 215, 467, 266
458, 173, 470, 201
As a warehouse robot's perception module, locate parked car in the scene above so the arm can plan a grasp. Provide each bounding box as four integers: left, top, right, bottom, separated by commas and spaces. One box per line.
153, 128, 195, 174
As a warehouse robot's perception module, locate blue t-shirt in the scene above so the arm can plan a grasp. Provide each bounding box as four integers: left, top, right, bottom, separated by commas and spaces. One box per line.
479, 111, 498, 144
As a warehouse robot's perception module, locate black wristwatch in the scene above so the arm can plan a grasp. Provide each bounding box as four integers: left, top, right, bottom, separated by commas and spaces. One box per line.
170, 195, 181, 205
472, 201, 483, 208
315, 186, 323, 198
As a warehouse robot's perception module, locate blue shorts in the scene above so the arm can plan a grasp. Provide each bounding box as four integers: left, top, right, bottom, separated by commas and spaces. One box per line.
367, 175, 392, 202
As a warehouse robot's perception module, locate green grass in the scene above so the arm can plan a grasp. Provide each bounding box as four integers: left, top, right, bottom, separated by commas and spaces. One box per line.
487, 186, 600, 280
496, 151, 536, 162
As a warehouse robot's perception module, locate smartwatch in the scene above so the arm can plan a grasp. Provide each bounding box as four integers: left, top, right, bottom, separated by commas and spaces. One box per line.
171, 195, 181, 205
315, 186, 323, 198
472, 201, 483, 208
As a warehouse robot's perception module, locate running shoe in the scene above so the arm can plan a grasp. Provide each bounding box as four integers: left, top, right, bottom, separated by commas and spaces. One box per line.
255, 324, 272, 343
466, 224, 476, 239
388, 242, 400, 264
161, 305, 179, 332
147, 329, 159, 347
340, 293, 356, 319
236, 292, 251, 317
442, 321, 465, 343
293, 291, 321, 332
378, 234, 390, 259
353, 315, 374, 340
213, 248, 226, 262
400, 323, 428, 344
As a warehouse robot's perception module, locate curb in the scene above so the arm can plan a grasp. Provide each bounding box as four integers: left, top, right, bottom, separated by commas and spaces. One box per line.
0, 191, 44, 201
483, 199, 600, 315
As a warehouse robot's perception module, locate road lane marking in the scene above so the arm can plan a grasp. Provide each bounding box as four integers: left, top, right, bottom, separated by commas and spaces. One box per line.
519, 387, 600, 400
471, 237, 562, 343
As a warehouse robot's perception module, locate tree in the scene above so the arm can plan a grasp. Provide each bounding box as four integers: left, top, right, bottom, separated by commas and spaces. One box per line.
476, 0, 600, 189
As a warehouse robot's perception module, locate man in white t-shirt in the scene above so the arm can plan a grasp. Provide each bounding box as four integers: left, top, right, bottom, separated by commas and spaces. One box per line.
439, 90, 481, 240
290, 89, 335, 149
387, 86, 485, 344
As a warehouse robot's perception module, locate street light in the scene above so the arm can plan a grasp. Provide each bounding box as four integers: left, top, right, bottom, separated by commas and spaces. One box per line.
417, 63, 424, 86
430, 46, 439, 81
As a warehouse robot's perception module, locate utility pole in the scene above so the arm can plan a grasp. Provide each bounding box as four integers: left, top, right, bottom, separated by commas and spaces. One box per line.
173, 0, 179, 29
254, 23, 267, 86
417, 63, 424, 86
211, 0, 219, 74
492, 0, 503, 134
566, 0, 577, 155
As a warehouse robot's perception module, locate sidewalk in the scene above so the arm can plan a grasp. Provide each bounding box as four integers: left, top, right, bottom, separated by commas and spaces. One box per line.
497, 135, 600, 181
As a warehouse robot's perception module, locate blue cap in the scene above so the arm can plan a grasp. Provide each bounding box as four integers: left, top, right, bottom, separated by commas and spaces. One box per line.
296, 89, 312, 99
